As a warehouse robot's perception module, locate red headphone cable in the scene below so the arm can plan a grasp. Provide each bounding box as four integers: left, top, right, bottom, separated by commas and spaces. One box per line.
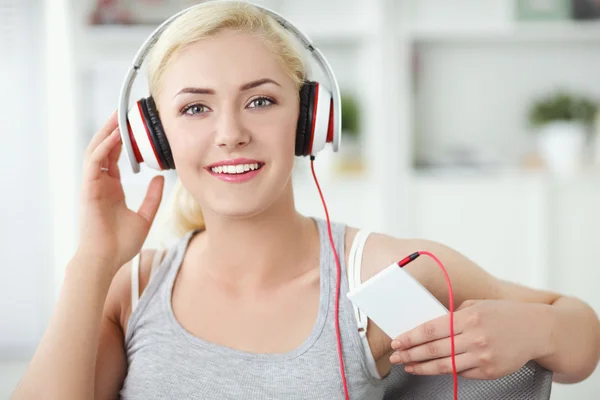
398, 252, 458, 400
310, 156, 350, 400
310, 157, 457, 400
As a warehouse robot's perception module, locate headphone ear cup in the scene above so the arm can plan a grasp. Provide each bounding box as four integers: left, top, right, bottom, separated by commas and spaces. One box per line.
307, 82, 333, 156
295, 81, 316, 157
140, 97, 175, 170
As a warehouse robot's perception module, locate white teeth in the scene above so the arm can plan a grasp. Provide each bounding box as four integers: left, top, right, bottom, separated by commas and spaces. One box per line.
211, 163, 261, 174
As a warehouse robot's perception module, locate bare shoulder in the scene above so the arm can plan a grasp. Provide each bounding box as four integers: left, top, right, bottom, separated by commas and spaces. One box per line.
95, 249, 164, 398
104, 249, 166, 337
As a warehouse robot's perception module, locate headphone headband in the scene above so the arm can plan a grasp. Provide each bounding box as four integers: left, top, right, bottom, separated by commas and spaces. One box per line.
118, 0, 341, 173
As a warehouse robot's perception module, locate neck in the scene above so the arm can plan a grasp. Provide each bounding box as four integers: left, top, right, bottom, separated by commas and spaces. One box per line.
196, 182, 319, 288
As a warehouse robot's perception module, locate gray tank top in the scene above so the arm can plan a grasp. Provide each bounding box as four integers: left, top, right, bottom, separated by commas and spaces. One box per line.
120, 218, 390, 399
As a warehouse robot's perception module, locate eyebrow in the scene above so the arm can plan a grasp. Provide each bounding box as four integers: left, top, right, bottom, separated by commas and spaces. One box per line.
174, 78, 281, 98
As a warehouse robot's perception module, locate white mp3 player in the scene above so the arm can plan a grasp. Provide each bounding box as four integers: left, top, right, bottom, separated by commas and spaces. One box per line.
347, 263, 448, 339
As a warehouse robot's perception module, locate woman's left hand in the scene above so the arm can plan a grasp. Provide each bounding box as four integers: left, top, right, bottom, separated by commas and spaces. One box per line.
389, 299, 554, 380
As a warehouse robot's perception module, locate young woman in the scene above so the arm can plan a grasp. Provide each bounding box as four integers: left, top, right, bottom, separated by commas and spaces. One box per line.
13, 2, 600, 399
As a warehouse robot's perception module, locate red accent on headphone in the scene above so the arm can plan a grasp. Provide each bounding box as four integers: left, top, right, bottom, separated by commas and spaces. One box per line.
326, 98, 334, 143
136, 101, 165, 169
307, 83, 320, 154
127, 120, 144, 163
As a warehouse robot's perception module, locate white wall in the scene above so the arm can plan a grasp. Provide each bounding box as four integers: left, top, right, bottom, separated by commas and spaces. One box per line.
0, 0, 51, 359
408, 173, 551, 288
550, 179, 600, 311
414, 41, 600, 166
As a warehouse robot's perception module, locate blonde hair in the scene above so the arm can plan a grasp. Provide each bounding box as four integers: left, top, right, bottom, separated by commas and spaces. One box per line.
146, 1, 307, 236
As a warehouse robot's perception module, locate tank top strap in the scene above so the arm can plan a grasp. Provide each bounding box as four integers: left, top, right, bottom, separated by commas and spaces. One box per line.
125, 229, 199, 345
318, 217, 390, 387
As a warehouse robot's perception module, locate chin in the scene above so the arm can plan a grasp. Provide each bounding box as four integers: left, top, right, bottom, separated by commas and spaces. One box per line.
203, 181, 293, 222
183, 162, 294, 221
206, 197, 276, 221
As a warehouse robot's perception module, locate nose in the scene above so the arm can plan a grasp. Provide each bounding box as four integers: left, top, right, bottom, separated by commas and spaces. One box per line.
214, 107, 250, 150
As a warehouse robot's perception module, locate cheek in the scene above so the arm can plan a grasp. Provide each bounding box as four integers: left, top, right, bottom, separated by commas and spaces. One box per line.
262, 107, 299, 152
259, 121, 297, 168
164, 121, 211, 164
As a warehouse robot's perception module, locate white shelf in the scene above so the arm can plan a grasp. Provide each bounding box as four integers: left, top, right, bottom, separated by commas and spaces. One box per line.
409, 20, 600, 43
76, 23, 372, 70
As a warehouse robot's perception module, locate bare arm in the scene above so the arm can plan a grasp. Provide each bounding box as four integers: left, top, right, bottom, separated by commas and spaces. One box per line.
362, 235, 600, 383
12, 112, 164, 399
12, 248, 160, 400
94, 261, 133, 400
406, 240, 600, 383
530, 294, 600, 383
95, 309, 128, 400
11, 253, 120, 400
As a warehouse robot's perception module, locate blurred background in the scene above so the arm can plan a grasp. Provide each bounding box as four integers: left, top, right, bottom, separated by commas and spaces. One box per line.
2, 0, 600, 398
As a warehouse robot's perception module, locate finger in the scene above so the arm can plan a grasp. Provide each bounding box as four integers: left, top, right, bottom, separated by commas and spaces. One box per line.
392, 313, 463, 350
85, 110, 118, 157
403, 353, 478, 376
457, 299, 480, 310
458, 367, 496, 380
137, 175, 165, 225
107, 131, 122, 179
390, 334, 467, 365
85, 128, 121, 180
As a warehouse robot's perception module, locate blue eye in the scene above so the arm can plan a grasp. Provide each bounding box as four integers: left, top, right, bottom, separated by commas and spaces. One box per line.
181, 104, 209, 115
247, 97, 276, 109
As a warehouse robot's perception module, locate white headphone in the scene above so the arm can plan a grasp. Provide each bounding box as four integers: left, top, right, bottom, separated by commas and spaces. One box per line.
117, 0, 342, 173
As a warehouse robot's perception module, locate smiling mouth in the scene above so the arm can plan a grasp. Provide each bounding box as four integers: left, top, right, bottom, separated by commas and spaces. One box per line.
209, 162, 264, 175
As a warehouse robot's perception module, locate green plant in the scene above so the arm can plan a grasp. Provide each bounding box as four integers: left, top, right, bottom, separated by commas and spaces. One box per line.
341, 93, 360, 137
528, 90, 598, 128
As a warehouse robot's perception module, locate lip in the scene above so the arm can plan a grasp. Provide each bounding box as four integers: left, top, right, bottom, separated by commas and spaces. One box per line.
206, 158, 264, 169
205, 158, 265, 184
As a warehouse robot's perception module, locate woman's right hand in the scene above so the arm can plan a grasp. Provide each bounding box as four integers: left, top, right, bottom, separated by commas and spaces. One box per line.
76, 111, 165, 273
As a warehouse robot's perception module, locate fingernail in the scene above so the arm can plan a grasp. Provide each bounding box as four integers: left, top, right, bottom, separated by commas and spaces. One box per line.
391, 340, 401, 349
404, 365, 414, 373
389, 353, 400, 363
